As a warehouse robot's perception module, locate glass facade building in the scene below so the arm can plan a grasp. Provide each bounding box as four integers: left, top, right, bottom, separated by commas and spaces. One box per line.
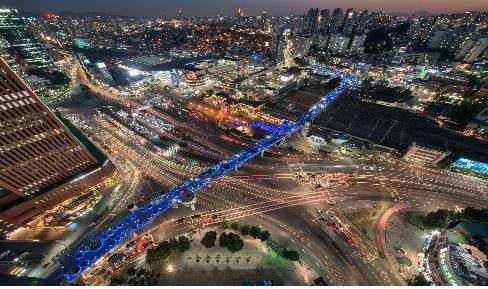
0, 8, 54, 68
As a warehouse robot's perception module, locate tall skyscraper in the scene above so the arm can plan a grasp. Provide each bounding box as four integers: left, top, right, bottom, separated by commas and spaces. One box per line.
342, 8, 355, 35
329, 8, 343, 35
271, 28, 291, 64
462, 38, 488, 63
0, 8, 53, 68
0, 58, 115, 236
318, 9, 331, 35
303, 8, 319, 35
261, 11, 267, 30
354, 10, 369, 35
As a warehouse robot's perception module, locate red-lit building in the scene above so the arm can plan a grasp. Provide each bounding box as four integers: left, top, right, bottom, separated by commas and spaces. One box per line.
0, 58, 116, 237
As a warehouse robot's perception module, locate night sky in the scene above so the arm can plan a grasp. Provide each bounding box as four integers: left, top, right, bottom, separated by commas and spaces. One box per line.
3, 0, 487, 17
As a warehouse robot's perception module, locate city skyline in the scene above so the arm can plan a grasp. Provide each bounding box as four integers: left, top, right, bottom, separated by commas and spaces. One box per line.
2, 0, 487, 17
0, 0, 486, 286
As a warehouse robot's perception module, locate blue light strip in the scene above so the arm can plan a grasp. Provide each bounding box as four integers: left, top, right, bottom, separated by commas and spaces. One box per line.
50, 63, 358, 283
228, 119, 281, 134
453, 158, 488, 173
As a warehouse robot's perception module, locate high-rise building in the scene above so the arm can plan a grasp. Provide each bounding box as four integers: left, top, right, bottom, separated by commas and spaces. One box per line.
318, 9, 330, 35
353, 10, 368, 35
427, 30, 448, 49
303, 8, 319, 35
0, 8, 53, 68
463, 38, 488, 63
328, 34, 350, 54
342, 8, 356, 36
261, 11, 267, 30
455, 38, 478, 60
349, 34, 367, 55
329, 8, 343, 35
291, 36, 312, 58
0, 58, 115, 236
271, 28, 290, 64
236, 8, 245, 27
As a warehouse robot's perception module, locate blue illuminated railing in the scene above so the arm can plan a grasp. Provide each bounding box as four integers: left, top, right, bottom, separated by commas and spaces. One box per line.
227, 120, 281, 134
50, 63, 358, 283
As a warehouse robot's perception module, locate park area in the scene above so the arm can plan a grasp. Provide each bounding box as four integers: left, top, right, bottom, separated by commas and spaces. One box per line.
110, 222, 310, 285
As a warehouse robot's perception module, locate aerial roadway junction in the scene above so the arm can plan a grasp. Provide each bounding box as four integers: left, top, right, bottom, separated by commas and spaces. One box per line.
50, 63, 358, 283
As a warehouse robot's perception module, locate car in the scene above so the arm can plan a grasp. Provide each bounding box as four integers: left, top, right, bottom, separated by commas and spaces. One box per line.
126, 241, 136, 248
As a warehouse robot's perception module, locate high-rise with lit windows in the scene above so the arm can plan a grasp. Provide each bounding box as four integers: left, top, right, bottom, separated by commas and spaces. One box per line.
0, 8, 54, 68
0, 58, 115, 236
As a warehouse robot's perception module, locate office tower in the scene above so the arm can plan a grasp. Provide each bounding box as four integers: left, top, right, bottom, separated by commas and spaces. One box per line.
291, 36, 312, 58
303, 8, 319, 35
408, 17, 436, 46
329, 8, 343, 35
462, 38, 488, 63
261, 11, 267, 30
318, 9, 330, 35
271, 28, 291, 64
0, 58, 115, 236
328, 34, 350, 54
455, 38, 478, 60
342, 9, 356, 36
236, 8, 245, 27
349, 34, 367, 55
0, 8, 53, 68
354, 10, 369, 35
428, 30, 449, 49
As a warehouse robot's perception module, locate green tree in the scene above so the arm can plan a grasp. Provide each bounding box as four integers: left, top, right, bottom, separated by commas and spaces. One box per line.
220, 220, 231, 229
177, 235, 191, 253
126, 266, 136, 276
258, 230, 270, 242
422, 209, 451, 229
146, 241, 173, 264
282, 249, 299, 261
423, 207, 488, 229
249, 226, 261, 239
201, 231, 217, 248
230, 220, 240, 230
110, 277, 126, 286
219, 232, 229, 248
293, 57, 305, 66
240, 225, 250, 236
226, 233, 244, 253
405, 274, 431, 286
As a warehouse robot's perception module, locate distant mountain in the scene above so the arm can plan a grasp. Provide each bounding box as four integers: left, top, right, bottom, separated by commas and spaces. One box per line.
412, 11, 432, 17
388, 11, 432, 17
388, 12, 410, 17
57, 11, 122, 17
17, 10, 41, 18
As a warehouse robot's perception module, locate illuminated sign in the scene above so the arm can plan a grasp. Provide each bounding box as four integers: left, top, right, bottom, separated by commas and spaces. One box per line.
438, 248, 458, 286
453, 158, 488, 173
128, 68, 141, 77
184, 72, 197, 80
70, 167, 102, 184
46, 13, 59, 19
